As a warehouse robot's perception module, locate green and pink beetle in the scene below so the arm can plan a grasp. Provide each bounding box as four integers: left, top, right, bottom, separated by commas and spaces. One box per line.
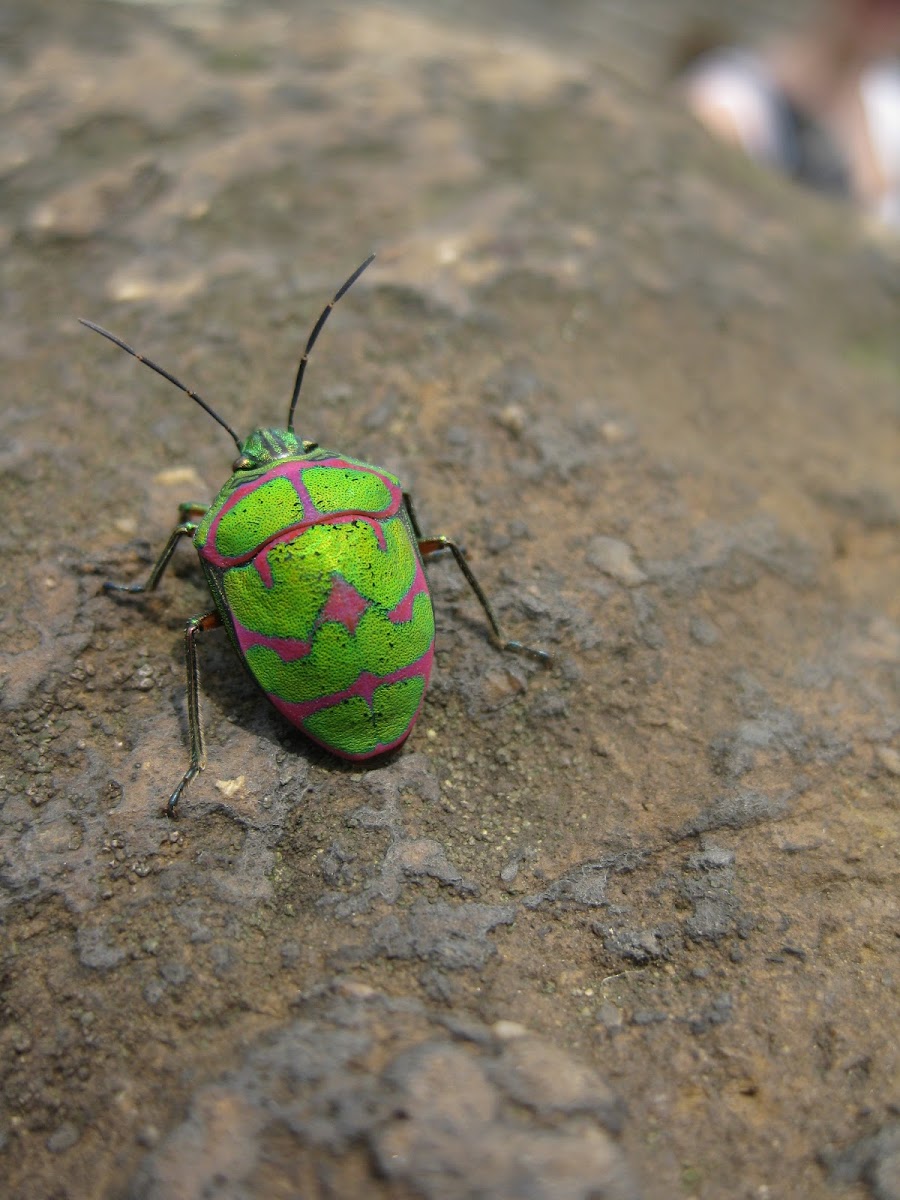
82, 256, 548, 817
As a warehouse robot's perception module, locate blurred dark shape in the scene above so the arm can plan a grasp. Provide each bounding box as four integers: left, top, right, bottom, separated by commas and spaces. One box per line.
678, 0, 900, 228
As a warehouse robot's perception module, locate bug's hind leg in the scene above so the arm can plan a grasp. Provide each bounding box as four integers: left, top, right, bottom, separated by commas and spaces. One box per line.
419, 534, 550, 663
104, 504, 207, 595
404, 494, 549, 664
167, 609, 221, 819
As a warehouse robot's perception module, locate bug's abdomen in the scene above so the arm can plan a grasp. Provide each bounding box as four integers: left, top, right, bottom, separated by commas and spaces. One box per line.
215, 513, 434, 758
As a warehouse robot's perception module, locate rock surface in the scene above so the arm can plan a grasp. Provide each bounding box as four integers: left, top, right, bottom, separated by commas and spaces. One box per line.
1, 1, 898, 1198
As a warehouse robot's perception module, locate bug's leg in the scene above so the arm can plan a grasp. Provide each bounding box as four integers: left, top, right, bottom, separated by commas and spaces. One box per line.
178, 502, 208, 522
404, 495, 550, 665
104, 510, 205, 595
402, 491, 425, 539
167, 609, 221, 819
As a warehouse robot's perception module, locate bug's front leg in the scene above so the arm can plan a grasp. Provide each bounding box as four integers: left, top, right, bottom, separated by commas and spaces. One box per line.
167, 609, 221, 819
403, 493, 550, 665
104, 503, 207, 595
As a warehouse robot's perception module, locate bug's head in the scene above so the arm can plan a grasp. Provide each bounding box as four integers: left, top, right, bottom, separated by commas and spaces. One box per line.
232, 428, 317, 471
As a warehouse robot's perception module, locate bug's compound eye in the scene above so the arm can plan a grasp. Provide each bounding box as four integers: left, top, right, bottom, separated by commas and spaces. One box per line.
232, 455, 253, 471
302, 440, 319, 452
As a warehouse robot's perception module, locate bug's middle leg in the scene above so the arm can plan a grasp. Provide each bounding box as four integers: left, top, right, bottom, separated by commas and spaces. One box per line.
404, 493, 549, 664
167, 608, 221, 819
104, 503, 208, 595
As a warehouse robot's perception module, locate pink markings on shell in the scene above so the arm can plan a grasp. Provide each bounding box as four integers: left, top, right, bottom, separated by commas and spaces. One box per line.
319, 575, 371, 634
270, 648, 434, 729
233, 626, 313, 663
226, 551, 419, 663
199, 457, 403, 571
222, 579, 434, 757
249, 514, 385, 590
388, 555, 428, 623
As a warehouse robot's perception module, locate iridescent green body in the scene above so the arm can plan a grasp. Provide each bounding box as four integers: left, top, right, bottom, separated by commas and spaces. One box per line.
194, 436, 435, 759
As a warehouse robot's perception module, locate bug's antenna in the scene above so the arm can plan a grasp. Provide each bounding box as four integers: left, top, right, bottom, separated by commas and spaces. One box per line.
287, 253, 375, 433
79, 319, 243, 453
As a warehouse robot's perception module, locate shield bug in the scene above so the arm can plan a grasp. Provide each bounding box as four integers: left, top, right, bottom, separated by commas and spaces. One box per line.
82, 256, 548, 817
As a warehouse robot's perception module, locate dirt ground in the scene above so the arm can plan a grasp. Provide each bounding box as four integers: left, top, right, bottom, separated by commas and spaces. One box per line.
1, 1, 898, 1198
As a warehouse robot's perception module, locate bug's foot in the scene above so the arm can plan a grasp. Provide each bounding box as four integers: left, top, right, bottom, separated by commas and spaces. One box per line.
166, 762, 204, 818
166, 776, 190, 819
501, 639, 551, 665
